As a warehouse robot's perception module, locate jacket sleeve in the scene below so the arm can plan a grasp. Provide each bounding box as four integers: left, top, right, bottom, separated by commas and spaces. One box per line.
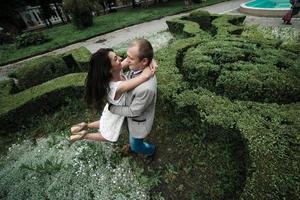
109, 89, 155, 117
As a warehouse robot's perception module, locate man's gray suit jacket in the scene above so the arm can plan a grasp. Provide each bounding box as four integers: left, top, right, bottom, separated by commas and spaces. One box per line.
109, 72, 157, 139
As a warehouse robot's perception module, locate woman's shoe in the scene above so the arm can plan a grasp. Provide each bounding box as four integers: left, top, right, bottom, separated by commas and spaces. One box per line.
71, 122, 87, 134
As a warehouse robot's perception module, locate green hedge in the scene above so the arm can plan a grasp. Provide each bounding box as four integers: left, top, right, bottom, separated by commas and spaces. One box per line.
0, 46, 91, 132
166, 17, 210, 38
155, 11, 300, 199
7, 47, 91, 93
0, 73, 86, 132
212, 14, 246, 38
241, 25, 282, 48
181, 39, 300, 103
60, 46, 92, 72
0, 79, 16, 97
16, 32, 51, 49
8, 56, 69, 92
183, 10, 212, 31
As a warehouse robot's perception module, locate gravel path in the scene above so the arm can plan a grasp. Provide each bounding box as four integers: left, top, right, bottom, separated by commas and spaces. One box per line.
1, 0, 299, 80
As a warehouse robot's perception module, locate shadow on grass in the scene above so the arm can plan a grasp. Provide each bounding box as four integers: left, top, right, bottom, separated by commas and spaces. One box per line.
126, 104, 249, 199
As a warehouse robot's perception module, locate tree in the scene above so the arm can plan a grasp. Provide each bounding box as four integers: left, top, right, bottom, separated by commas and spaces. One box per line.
0, 0, 27, 34
63, 0, 94, 29
39, 0, 55, 28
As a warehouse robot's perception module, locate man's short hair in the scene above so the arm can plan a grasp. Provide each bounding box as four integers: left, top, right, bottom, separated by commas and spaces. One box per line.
130, 38, 153, 63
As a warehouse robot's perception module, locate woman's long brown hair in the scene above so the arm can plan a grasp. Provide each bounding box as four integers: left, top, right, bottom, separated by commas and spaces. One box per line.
84, 48, 113, 110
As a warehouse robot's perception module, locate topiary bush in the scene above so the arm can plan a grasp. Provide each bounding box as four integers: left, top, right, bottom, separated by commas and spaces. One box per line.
5, 46, 91, 94
15, 31, 51, 49
181, 37, 300, 104
0, 73, 86, 133
63, 0, 93, 29
60, 47, 92, 72
184, 10, 211, 31
156, 11, 300, 199
8, 56, 70, 92
0, 79, 16, 97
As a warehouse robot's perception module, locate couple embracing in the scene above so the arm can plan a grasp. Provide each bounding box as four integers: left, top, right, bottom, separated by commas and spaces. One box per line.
70, 38, 157, 159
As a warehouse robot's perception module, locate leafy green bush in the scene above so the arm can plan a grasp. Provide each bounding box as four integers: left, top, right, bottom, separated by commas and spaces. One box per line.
0, 137, 153, 199
0, 79, 16, 97
15, 32, 51, 49
166, 17, 208, 38
0, 73, 86, 132
63, 0, 93, 29
8, 56, 70, 92
184, 10, 211, 31
155, 13, 300, 199
60, 47, 92, 72
181, 36, 300, 103
212, 15, 245, 37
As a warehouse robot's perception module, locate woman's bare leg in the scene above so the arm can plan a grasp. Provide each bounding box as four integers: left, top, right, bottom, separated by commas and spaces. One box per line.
70, 132, 108, 143
87, 121, 99, 129
83, 132, 107, 141
71, 120, 99, 134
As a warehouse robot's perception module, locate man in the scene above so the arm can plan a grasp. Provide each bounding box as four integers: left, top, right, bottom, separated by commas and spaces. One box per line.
109, 38, 157, 158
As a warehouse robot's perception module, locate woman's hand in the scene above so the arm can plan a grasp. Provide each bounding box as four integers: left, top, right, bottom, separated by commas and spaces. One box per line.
142, 59, 158, 79
141, 66, 155, 79
121, 58, 130, 69
149, 59, 158, 72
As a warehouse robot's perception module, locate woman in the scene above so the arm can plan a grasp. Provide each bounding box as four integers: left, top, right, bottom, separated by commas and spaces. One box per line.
282, 0, 300, 25
69, 48, 156, 143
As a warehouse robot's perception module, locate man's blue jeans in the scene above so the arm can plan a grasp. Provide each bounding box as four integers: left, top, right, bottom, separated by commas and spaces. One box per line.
129, 137, 155, 156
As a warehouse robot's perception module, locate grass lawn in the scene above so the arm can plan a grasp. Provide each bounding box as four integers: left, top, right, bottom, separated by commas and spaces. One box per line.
0, 0, 225, 66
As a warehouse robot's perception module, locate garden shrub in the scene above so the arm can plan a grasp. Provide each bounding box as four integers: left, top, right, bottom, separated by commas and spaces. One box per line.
181, 47, 219, 90
241, 26, 282, 48
0, 73, 86, 132
155, 13, 300, 199
63, 0, 93, 29
8, 56, 70, 92
184, 10, 211, 31
1, 46, 91, 132
173, 89, 300, 199
0, 79, 16, 97
280, 42, 300, 54
166, 17, 210, 38
180, 35, 300, 104
60, 47, 92, 72
0, 138, 153, 199
212, 15, 245, 38
15, 32, 51, 49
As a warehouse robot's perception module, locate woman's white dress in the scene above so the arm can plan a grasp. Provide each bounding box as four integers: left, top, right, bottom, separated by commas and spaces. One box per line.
99, 78, 126, 142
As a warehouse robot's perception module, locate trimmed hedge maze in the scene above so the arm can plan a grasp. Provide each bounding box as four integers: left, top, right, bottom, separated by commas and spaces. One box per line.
0, 10, 299, 199
0, 47, 91, 133
157, 11, 299, 199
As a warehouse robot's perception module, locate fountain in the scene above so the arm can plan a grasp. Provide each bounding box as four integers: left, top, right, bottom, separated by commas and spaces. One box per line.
239, 0, 300, 17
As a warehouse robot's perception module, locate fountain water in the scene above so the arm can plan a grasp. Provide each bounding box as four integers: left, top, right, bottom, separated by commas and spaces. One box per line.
239, 0, 300, 17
